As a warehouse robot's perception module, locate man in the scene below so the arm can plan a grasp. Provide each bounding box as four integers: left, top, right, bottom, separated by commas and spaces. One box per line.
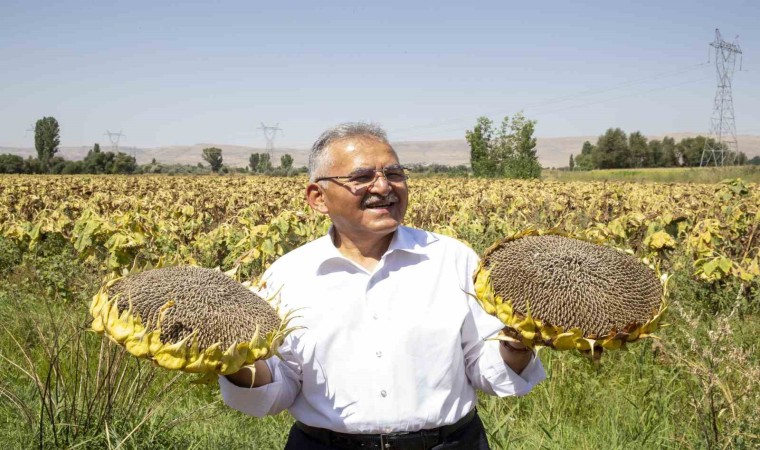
220, 123, 545, 449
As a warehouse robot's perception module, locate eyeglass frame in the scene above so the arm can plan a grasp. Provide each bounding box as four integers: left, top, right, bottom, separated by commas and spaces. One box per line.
314, 165, 410, 189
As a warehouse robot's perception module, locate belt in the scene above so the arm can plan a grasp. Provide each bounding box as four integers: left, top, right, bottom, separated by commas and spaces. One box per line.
295, 408, 477, 450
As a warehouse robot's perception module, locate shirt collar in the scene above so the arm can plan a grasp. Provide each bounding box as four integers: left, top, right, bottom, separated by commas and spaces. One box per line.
314, 225, 437, 274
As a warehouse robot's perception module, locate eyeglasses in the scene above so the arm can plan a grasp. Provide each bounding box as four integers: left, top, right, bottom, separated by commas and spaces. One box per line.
315, 165, 409, 190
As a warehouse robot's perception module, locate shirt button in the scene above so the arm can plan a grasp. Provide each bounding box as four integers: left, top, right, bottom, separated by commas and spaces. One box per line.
372, 313, 379, 320
376, 351, 383, 358
380, 390, 387, 398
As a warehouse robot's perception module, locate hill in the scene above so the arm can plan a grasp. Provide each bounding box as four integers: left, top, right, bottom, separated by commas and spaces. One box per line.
3, 133, 759, 169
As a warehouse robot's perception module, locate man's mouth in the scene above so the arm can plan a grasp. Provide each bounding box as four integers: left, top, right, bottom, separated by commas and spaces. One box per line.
363, 194, 399, 209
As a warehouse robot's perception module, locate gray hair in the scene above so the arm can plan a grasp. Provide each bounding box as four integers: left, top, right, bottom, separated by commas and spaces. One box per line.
308, 122, 391, 181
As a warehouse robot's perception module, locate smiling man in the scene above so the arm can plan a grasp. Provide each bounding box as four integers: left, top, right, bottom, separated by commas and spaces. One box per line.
219, 122, 545, 450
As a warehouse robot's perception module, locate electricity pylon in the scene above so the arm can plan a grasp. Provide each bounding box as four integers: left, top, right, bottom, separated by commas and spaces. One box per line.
701, 29, 742, 166
257, 123, 283, 160
104, 130, 125, 153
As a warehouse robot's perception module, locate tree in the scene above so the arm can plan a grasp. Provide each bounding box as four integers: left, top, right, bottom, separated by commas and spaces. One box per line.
249, 153, 260, 172
593, 128, 628, 169
202, 147, 223, 173
647, 139, 663, 167
0, 154, 24, 173
466, 113, 541, 179
108, 152, 137, 174
257, 153, 272, 172
628, 131, 648, 167
660, 137, 678, 167
280, 153, 294, 170
503, 113, 541, 179
569, 154, 575, 170
574, 141, 595, 170
34, 116, 60, 172
466, 117, 497, 177
676, 136, 708, 167
84, 143, 109, 173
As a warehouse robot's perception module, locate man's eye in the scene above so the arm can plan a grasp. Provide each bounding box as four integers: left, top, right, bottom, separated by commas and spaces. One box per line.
385, 171, 406, 181
350, 173, 375, 183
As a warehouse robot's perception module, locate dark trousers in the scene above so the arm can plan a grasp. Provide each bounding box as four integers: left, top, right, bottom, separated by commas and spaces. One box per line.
284, 413, 491, 450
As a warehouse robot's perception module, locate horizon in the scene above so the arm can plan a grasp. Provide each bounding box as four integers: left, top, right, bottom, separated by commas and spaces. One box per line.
1, 1, 758, 155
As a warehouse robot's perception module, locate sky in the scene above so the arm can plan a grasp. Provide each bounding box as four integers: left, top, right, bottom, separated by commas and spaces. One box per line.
1, 0, 758, 150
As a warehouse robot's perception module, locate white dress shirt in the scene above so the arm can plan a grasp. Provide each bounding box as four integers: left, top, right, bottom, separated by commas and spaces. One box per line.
219, 226, 545, 434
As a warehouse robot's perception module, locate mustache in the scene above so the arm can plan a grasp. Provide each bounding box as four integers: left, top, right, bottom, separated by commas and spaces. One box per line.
362, 192, 400, 207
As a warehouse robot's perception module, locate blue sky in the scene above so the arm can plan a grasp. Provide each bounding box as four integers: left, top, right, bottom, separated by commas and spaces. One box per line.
1, 0, 758, 149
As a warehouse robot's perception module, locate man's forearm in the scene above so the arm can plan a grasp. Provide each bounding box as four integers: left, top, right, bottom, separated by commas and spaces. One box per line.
224, 360, 273, 388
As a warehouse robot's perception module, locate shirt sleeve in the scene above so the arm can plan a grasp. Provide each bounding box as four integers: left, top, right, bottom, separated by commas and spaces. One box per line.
217, 266, 303, 416
459, 247, 546, 397
218, 333, 303, 416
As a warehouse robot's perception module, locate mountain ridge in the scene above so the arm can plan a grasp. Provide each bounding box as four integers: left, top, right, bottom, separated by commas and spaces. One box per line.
3, 133, 758, 169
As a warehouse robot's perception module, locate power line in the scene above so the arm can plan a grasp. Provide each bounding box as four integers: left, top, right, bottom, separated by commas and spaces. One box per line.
414, 75, 711, 138
391, 61, 709, 139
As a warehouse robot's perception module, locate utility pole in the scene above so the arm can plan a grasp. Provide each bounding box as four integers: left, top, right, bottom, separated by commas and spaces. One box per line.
104, 130, 125, 154
701, 29, 743, 167
257, 123, 283, 160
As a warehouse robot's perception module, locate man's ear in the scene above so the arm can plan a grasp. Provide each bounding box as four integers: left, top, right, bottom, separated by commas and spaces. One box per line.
306, 182, 329, 214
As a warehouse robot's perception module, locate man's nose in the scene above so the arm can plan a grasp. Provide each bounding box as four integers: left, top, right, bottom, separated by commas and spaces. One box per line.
368, 172, 392, 194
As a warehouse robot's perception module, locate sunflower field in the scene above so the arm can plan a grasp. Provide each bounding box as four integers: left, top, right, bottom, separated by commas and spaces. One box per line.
0, 174, 758, 449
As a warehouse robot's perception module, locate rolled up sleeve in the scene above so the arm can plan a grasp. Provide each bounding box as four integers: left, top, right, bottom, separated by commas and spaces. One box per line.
462, 296, 546, 397
218, 335, 302, 417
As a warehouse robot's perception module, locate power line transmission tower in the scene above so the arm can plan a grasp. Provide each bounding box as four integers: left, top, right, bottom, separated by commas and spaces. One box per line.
104, 130, 126, 153
257, 123, 283, 160
701, 28, 743, 167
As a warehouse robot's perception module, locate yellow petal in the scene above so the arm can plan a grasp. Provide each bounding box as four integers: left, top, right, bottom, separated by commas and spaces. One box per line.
152, 334, 192, 370
219, 342, 247, 375
184, 342, 223, 373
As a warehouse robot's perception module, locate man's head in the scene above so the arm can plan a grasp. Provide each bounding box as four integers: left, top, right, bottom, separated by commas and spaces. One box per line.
306, 122, 409, 242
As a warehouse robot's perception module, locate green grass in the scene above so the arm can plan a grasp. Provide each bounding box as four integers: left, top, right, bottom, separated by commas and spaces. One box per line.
543, 166, 760, 184
1, 237, 757, 449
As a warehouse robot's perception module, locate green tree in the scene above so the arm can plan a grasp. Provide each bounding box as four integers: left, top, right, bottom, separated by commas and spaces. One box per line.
593, 128, 628, 169
676, 136, 708, 167
84, 143, 108, 173
628, 131, 648, 167
574, 141, 595, 170
202, 147, 223, 173
34, 116, 60, 172
503, 113, 541, 179
108, 152, 137, 174
257, 153, 272, 173
249, 153, 260, 172
0, 154, 24, 173
466, 113, 540, 178
647, 139, 663, 167
280, 153, 294, 170
466, 116, 497, 177
569, 154, 575, 170
660, 137, 678, 167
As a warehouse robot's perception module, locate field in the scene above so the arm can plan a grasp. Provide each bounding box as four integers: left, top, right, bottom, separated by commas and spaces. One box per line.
543, 166, 760, 184
0, 174, 758, 449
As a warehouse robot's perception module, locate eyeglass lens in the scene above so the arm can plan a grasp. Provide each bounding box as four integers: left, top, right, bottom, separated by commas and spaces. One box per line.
349, 167, 407, 185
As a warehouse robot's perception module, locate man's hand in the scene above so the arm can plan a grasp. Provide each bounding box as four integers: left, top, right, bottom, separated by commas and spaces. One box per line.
225, 360, 273, 388
498, 327, 533, 375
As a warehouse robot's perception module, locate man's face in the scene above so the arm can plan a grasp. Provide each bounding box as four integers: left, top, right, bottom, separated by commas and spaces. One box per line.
308, 136, 409, 240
